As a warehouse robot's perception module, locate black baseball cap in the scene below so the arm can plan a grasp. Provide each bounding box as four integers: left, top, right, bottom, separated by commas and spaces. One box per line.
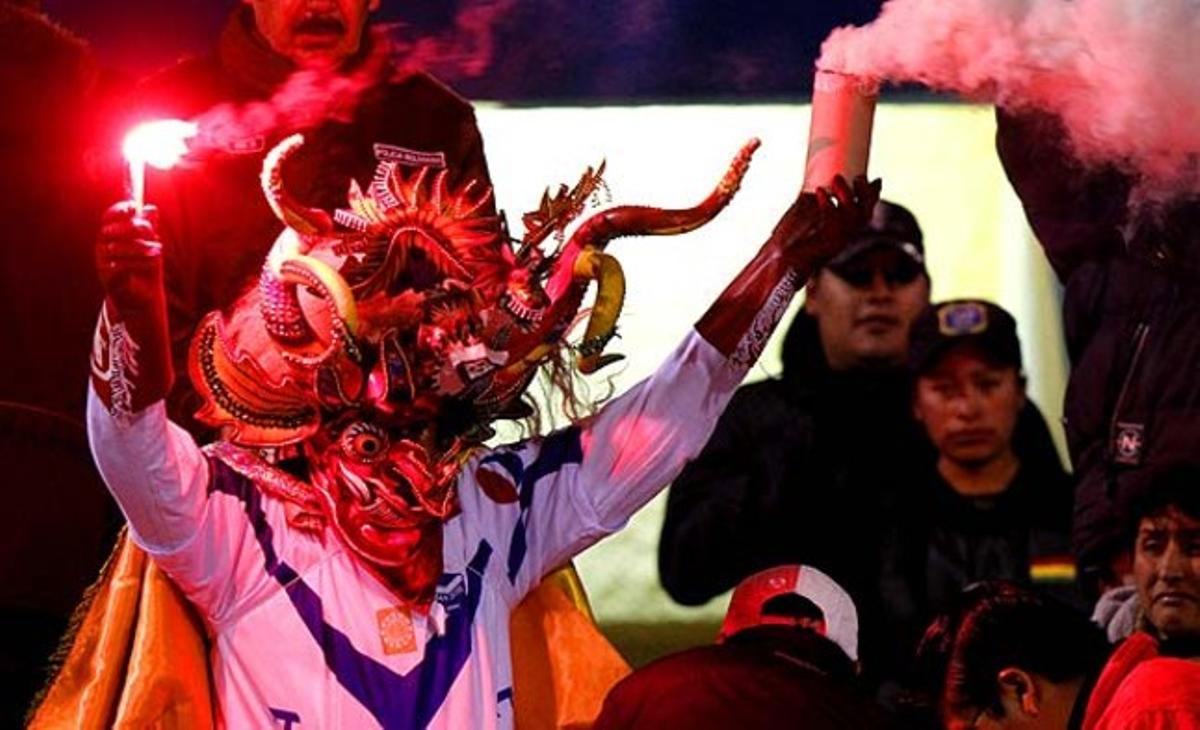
826, 199, 926, 276
908, 299, 1022, 375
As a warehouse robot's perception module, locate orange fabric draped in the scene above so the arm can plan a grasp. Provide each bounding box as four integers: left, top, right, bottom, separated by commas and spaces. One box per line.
510, 568, 631, 729
29, 532, 213, 729
30, 532, 628, 729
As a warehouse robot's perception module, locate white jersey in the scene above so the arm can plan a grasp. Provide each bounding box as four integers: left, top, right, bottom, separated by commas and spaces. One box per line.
88, 330, 745, 729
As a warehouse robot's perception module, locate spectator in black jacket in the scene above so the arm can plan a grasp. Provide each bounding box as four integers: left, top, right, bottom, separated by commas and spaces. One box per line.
659, 200, 932, 682
595, 565, 893, 730
659, 210, 1069, 689
995, 109, 1200, 596
98, 0, 495, 439
884, 300, 1076, 661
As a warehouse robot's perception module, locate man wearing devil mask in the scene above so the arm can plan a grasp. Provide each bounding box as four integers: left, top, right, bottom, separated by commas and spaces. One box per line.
63, 125, 881, 728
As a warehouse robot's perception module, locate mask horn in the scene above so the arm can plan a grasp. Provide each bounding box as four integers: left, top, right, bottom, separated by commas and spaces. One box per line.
262, 134, 334, 235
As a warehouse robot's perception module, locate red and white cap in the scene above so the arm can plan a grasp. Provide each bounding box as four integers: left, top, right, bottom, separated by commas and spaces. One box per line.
718, 564, 859, 661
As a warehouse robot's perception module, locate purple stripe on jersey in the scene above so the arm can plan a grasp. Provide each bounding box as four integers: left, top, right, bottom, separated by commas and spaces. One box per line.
503, 426, 583, 583
207, 458, 494, 729
283, 542, 492, 729
208, 457, 287, 577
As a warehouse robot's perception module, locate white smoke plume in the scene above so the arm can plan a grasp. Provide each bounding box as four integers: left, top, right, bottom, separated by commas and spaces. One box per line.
819, 0, 1200, 200
190, 51, 385, 156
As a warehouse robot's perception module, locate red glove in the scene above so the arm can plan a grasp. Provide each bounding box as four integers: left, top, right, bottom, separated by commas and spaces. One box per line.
696, 175, 881, 361
90, 202, 174, 417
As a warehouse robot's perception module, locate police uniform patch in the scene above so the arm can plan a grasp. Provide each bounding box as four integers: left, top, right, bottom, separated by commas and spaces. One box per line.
938, 301, 989, 336
373, 143, 447, 168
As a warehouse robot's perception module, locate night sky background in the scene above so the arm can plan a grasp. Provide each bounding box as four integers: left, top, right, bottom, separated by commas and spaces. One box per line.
42, 0, 886, 101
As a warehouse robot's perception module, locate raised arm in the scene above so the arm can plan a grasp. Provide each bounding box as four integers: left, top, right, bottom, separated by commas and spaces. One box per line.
586, 176, 880, 520
994, 108, 1129, 281
89, 201, 209, 552
480, 177, 881, 595
89, 202, 274, 623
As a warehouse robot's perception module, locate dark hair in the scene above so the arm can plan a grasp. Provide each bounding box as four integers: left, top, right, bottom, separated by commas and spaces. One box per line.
1125, 462, 1200, 544
911, 582, 1108, 720
761, 593, 825, 622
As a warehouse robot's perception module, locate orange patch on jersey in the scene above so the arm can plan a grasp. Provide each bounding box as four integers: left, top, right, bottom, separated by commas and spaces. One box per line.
377, 606, 417, 655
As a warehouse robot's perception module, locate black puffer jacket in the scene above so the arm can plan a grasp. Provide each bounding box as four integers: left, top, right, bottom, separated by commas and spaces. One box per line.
995, 110, 1200, 579
101, 7, 494, 437
659, 311, 931, 682
886, 462, 1078, 640
659, 310, 1068, 685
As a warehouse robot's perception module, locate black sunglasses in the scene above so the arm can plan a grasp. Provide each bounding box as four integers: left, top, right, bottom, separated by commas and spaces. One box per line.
830, 257, 924, 288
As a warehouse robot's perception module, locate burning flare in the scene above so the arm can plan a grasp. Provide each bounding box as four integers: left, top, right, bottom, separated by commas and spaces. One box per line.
122, 119, 198, 212
122, 119, 198, 170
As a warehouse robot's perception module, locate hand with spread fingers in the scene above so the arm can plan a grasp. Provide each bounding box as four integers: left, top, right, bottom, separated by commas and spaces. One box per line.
768, 175, 883, 276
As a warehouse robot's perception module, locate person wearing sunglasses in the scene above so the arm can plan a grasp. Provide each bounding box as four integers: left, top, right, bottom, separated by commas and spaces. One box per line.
660, 200, 934, 689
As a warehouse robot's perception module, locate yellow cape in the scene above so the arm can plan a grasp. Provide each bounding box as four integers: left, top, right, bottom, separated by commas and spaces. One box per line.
30, 531, 628, 729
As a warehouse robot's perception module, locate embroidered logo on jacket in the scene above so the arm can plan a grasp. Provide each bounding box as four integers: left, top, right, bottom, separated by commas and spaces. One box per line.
373, 143, 447, 168
226, 136, 265, 154
1113, 422, 1145, 465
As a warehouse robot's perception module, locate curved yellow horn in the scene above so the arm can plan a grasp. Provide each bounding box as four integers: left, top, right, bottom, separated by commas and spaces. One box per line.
573, 250, 626, 374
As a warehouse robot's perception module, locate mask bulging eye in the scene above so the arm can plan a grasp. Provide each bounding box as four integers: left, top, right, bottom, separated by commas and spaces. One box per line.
340, 422, 389, 463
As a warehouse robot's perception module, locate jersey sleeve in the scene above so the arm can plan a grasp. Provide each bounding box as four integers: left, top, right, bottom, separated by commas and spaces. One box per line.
87, 386, 286, 624
463, 329, 746, 600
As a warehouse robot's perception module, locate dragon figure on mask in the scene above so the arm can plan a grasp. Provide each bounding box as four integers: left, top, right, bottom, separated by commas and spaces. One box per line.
188, 133, 759, 605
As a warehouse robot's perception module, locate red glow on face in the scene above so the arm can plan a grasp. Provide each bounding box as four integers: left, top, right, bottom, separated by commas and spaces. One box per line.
122, 119, 198, 170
